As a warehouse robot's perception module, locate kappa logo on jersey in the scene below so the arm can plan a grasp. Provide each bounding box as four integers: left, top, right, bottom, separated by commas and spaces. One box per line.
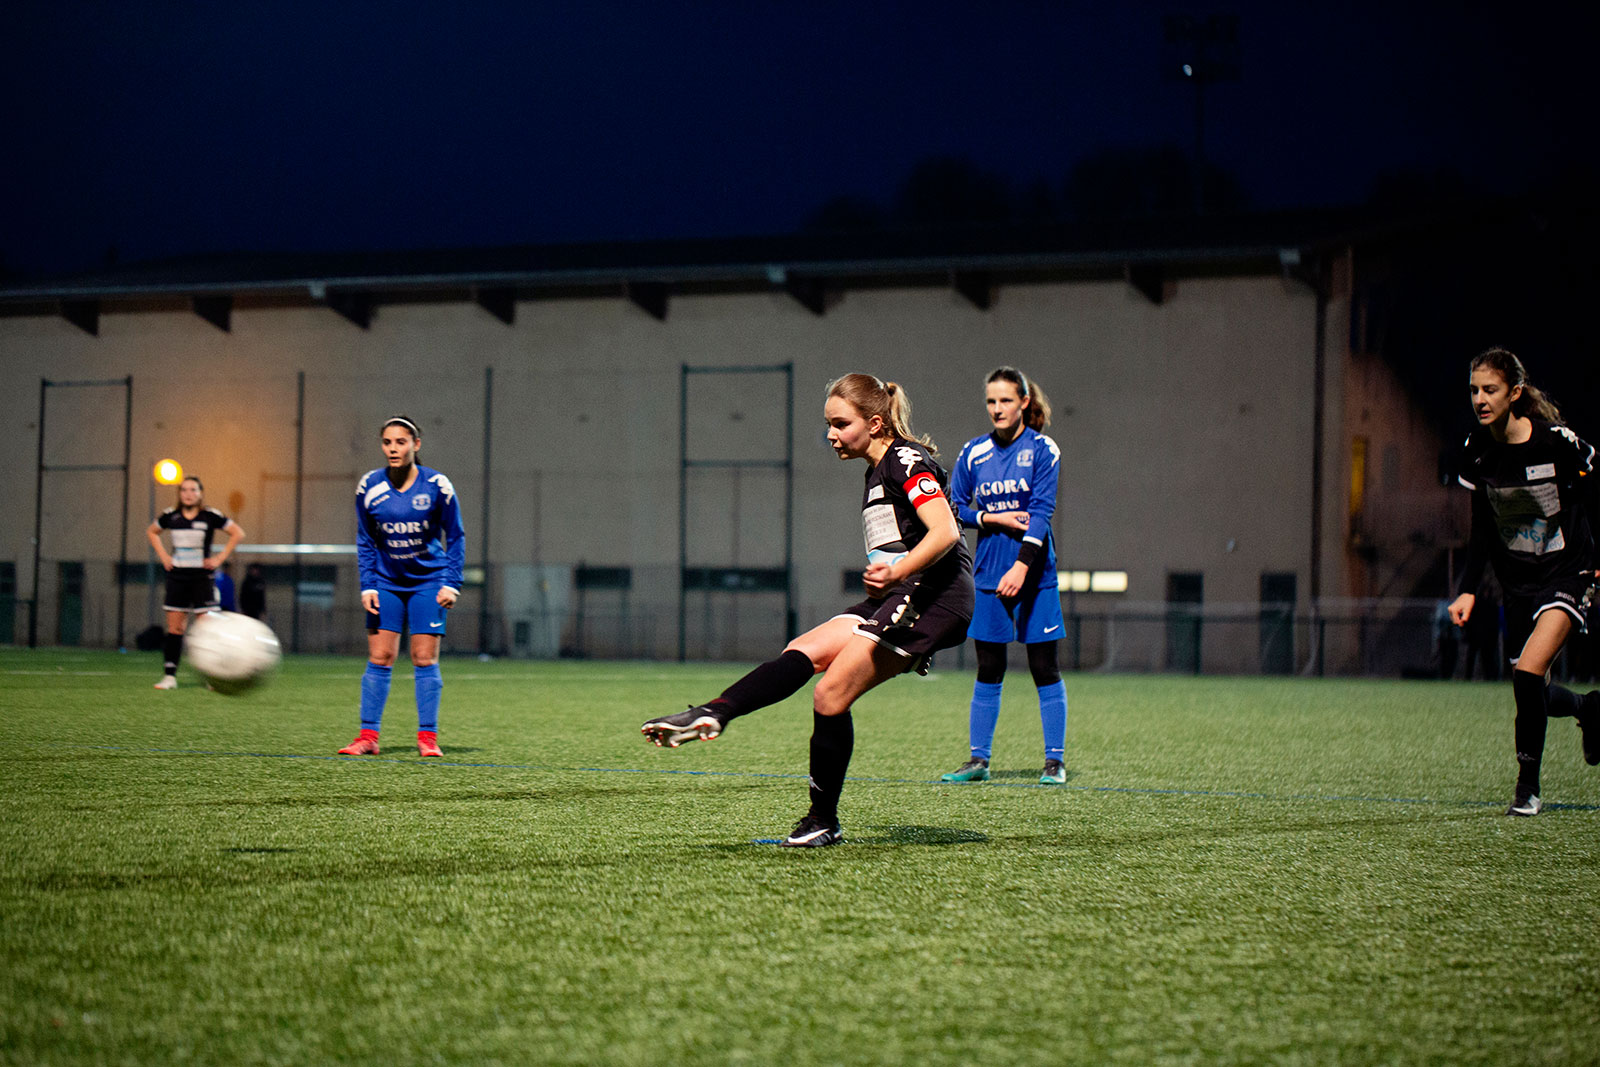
412, 494, 431, 511
1017, 450, 1033, 467
906, 474, 943, 508
1526, 463, 1556, 480
895, 446, 922, 475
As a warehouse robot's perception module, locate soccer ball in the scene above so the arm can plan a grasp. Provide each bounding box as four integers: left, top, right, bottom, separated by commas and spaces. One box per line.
184, 611, 282, 694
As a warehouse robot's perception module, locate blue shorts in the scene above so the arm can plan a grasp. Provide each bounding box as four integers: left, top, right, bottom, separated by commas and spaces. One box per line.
367, 587, 449, 636
968, 585, 1064, 645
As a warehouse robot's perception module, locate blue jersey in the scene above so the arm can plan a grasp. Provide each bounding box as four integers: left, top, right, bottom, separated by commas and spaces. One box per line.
950, 426, 1061, 591
356, 464, 466, 595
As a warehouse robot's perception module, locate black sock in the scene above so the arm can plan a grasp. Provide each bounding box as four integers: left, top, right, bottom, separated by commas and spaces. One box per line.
1511, 670, 1548, 793
714, 649, 816, 720
1546, 684, 1583, 719
807, 710, 854, 824
162, 632, 183, 675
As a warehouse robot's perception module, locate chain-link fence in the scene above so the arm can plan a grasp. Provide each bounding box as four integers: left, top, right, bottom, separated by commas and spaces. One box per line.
8, 559, 1595, 684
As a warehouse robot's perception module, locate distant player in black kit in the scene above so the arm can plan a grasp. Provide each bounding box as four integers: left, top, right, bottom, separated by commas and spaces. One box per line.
145, 476, 245, 689
642, 373, 974, 846
1447, 348, 1600, 815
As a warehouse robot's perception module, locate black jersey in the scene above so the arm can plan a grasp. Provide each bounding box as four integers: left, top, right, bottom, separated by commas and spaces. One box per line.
861, 437, 973, 605
157, 507, 231, 574
1457, 419, 1597, 599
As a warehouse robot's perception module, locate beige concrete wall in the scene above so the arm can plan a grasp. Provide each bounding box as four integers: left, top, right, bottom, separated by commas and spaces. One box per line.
1, 271, 1337, 664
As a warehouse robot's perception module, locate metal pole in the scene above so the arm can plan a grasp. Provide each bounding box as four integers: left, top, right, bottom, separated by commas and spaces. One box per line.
291, 371, 304, 654
29, 380, 47, 647
677, 364, 688, 662
1193, 75, 1207, 216
784, 362, 795, 640
1307, 260, 1327, 675
147, 472, 158, 625
479, 366, 493, 656
116, 376, 132, 648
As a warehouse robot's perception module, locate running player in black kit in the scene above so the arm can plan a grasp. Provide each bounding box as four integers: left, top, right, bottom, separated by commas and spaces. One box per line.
146, 475, 245, 689
642, 373, 974, 846
1447, 348, 1600, 816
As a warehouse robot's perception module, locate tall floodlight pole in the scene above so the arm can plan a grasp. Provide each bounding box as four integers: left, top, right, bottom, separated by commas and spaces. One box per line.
1162, 13, 1240, 215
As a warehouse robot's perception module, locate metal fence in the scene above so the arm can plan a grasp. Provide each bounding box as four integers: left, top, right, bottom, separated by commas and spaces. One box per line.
7, 564, 1595, 684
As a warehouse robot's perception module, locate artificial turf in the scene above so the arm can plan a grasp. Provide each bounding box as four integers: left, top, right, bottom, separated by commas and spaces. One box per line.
2, 648, 1598, 1066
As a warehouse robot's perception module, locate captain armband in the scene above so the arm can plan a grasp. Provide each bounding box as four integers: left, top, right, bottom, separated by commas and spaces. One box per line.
904, 473, 945, 509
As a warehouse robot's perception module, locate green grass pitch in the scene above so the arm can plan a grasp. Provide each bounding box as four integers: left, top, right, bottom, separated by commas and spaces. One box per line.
3, 648, 1598, 1066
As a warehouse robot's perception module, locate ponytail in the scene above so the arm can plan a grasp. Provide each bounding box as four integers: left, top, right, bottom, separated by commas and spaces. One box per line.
1470, 347, 1563, 425
826, 373, 938, 455
986, 366, 1052, 430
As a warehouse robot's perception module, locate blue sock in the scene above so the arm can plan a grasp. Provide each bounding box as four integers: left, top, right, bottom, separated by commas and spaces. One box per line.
968, 681, 1003, 760
360, 663, 392, 732
414, 663, 442, 733
1038, 680, 1067, 762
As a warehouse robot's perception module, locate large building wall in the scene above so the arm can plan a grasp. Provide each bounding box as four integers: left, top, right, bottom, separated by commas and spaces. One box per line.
0, 272, 1331, 664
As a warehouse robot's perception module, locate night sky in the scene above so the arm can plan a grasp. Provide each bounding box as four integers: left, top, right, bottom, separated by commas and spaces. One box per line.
4, 2, 1594, 279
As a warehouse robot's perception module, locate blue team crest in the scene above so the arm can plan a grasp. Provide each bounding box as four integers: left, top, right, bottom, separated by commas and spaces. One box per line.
1017, 449, 1033, 467
412, 494, 431, 511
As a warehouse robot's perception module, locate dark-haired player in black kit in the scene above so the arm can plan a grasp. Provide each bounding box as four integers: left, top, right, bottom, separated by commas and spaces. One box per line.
642, 373, 974, 846
145, 475, 244, 689
1448, 348, 1600, 816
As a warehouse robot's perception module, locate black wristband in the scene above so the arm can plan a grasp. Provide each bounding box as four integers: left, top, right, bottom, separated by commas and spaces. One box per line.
1015, 540, 1040, 569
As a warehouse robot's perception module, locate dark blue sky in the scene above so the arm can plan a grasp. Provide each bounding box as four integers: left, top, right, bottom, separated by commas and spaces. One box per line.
4, 2, 1592, 277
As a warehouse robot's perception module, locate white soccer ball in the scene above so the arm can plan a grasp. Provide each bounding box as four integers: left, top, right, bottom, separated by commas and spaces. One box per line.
184, 611, 282, 694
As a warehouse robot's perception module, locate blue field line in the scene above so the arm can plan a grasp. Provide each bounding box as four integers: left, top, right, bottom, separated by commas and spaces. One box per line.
36, 741, 1597, 812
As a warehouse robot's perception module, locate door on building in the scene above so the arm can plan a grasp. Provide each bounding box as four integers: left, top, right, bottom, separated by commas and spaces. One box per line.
1166, 572, 1203, 674
58, 561, 84, 646
1259, 572, 1297, 675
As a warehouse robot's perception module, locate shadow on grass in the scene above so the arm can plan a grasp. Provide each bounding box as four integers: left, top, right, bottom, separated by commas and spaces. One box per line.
701, 824, 989, 852
220, 847, 298, 854
854, 825, 989, 846
987, 767, 1079, 784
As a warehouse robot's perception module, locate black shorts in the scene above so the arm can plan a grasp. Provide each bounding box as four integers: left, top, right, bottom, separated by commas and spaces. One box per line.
1504, 574, 1595, 665
163, 570, 219, 613
839, 584, 973, 669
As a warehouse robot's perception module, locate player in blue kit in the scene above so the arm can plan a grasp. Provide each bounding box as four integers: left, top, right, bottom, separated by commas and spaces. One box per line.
940, 367, 1069, 785
338, 416, 465, 758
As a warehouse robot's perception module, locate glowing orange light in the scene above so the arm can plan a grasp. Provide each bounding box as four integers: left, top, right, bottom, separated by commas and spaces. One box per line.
153, 459, 184, 485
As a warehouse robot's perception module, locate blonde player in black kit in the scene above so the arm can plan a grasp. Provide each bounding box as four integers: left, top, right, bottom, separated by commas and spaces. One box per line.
146, 475, 244, 689
1447, 348, 1600, 816
642, 373, 974, 847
